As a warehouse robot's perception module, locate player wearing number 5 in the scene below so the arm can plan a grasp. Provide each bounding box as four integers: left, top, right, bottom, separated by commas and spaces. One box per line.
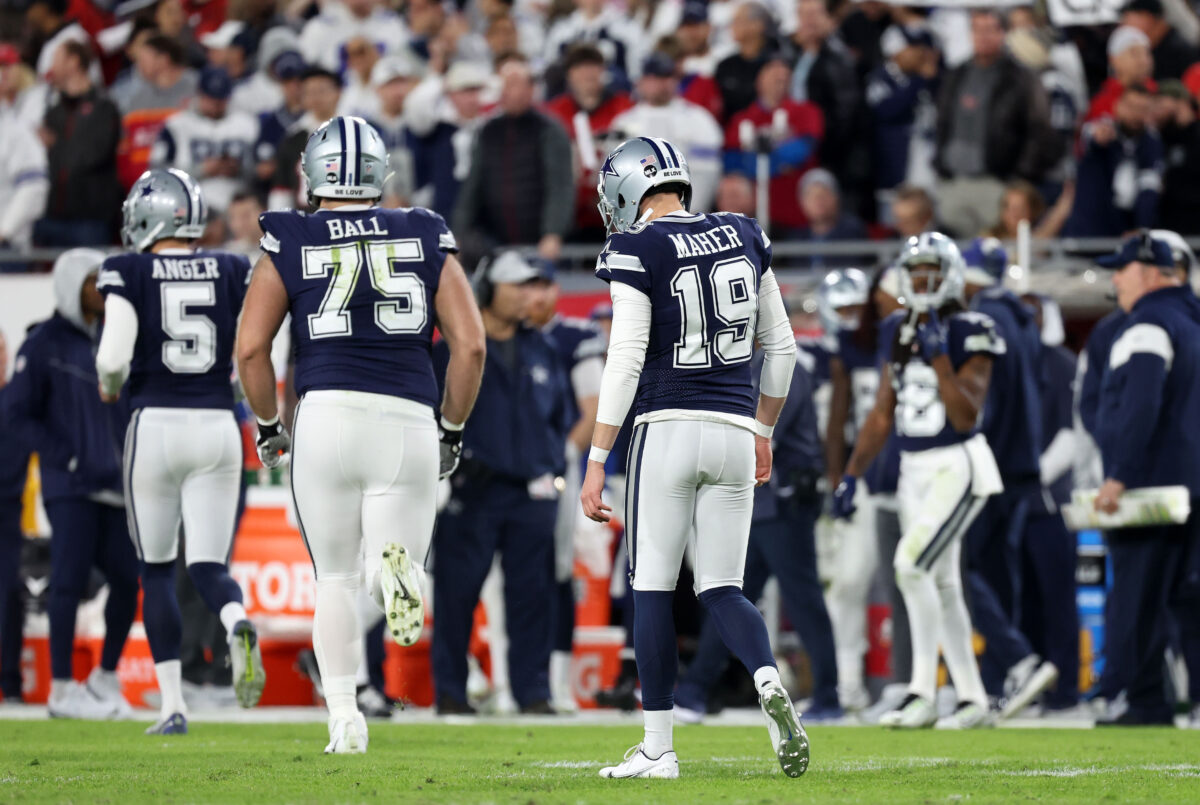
581, 137, 808, 779
832, 233, 1002, 729
95, 169, 265, 735
236, 117, 486, 753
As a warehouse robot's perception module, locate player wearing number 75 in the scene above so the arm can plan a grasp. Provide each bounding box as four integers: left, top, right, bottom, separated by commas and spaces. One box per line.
831, 232, 1004, 730
94, 169, 266, 735
235, 117, 485, 755
580, 137, 808, 780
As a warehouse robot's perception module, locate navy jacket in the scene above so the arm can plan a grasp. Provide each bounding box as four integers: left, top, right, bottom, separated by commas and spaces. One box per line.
1096, 285, 1200, 495
1078, 308, 1127, 438
3, 315, 129, 502
752, 349, 822, 522
1064, 125, 1163, 237
0, 389, 32, 504
434, 325, 571, 481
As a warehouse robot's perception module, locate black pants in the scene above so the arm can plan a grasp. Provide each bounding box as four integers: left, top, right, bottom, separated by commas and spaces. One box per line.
0, 501, 23, 699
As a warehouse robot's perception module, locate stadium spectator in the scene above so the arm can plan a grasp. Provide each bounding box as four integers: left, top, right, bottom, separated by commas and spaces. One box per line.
0, 328, 31, 703
406, 0, 488, 70
0, 97, 49, 254
35, 40, 121, 247
865, 24, 939, 213
715, 172, 757, 216
783, 0, 865, 214
1087, 25, 1157, 122
984, 178, 1073, 240
544, 45, 634, 240
453, 58, 573, 262
838, 0, 891, 81
250, 49, 307, 195
1119, 0, 1200, 81
610, 52, 724, 213
715, 1, 777, 121
368, 54, 424, 208
934, 9, 1058, 237
724, 57, 825, 231
1154, 80, 1200, 234
407, 60, 490, 220
2, 250, 139, 720
200, 20, 251, 88
221, 191, 263, 262
889, 184, 936, 238
151, 66, 259, 212
431, 251, 572, 716
0, 43, 42, 131
790, 169, 868, 267
1006, 26, 1080, 200
230, 26, 303, 117
336, 36, 382, 120
299, 0, 410, 75
26, 0, 93, 84
269, 66, 341, 210
675, 1, 724, 120
543, 0, 641, 92
1064, 83, 1162, 237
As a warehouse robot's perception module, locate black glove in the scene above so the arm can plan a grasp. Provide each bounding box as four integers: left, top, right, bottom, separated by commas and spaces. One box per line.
439, 425, 462, 480
256, 418, 291, 469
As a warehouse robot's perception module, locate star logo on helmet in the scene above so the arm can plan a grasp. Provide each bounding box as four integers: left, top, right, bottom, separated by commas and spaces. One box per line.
600, 151, 621, 180
139, 183, 156, 198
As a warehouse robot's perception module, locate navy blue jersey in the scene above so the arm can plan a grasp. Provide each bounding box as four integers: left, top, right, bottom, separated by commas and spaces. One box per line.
97, 250, 251, 410
595, 211, 772, 419
836, 328, 880, 433
260, 206, 457, 407
880, 309, 1006, 452
543, 314, 607, 426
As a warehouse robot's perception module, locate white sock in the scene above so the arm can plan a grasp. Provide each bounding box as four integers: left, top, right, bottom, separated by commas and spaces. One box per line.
753, 665, 782, 694
155, 660, 187, 718
897, 564, 940, 703
219, 602, 248, 642
643, 709, 673, 758
325, 675, 358, 721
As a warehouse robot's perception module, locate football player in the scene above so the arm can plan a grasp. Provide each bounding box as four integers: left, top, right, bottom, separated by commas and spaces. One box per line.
95, 169, 265, 735
236, 116, 485, 753
833, 233, 1002, 729
580, 137, 808, 779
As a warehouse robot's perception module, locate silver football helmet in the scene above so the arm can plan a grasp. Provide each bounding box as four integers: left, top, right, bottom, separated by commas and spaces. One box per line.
897, 232, 965, 313
816, 268, 870, 334
121, 168, 207, 252
302, 115, 388, 204
597, 137, 692, 235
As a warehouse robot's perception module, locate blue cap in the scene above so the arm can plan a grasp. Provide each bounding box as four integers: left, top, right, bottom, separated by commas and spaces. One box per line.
198, 66, 233, 100
1095, 232, 1175, 269
681, 0, 708, 24
533, 257, 557, 282
271, 50, 306, 81
642, 51, 676, 78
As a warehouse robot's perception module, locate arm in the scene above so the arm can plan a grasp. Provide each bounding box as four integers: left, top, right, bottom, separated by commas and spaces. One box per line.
1101, 325, 1171, 488
844, 362, 896, 478
933, 352, 992, 432
1133, 139, 1163, 229
0, 174, 48, 245
1, 341, 73, 467
567, 355, 602, 453
95, 294, 139, 401
236, 253, 289, 424
753, 268, 797, 485
433, 254, 486, 427
825, 355, 850, 487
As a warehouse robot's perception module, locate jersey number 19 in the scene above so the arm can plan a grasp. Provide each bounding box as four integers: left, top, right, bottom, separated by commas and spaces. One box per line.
670, 256, 758, 369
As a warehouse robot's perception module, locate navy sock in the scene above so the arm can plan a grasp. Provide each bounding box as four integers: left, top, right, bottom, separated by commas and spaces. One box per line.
186, 562, 244, 617
697, 585, 775, 677
141, 562, 182, 663
633, 590, 677, 710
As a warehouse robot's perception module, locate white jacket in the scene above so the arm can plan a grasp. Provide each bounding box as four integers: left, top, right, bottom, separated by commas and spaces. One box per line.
0, 114, 49, 250
609, 99, 724, 213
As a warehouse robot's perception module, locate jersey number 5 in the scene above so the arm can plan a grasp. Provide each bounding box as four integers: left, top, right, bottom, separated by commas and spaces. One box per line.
670, 256, 758, 369
302, 239, 428, 339
161, 281, 217, 374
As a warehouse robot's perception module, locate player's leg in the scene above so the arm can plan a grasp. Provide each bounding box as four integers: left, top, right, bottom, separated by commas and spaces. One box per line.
180, 411, 262, 708
824, 489, 878, 711
692, 423, 807, 778
291, 397, 368, 751
931, 515, 992, 729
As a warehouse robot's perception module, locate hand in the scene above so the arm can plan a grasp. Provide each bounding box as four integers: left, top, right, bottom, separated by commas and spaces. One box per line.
256, 418, 291, 469
754, 435, 772, 487
538, 234, 562, 260
98, 381, 119, 403
831, 474, 857, 520
1094, 478, 1125, 515
438, 425, 462, 480
580, 460, 612, 523
1090, 119, 1117, 147
916, 307, 946, 362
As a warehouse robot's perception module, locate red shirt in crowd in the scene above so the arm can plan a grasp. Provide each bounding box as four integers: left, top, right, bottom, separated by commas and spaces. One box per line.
724, 99, 824, 230
543, 91, 635, 235
1085, 76, 1158, 123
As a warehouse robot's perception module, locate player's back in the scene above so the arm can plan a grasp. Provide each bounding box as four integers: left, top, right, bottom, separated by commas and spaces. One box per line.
260, 205, 457, 408
595, 210, 772, 420
97, 249, 251, 410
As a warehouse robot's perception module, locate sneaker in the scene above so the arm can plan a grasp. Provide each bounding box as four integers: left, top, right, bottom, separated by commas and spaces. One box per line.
840, 685, 871, 713
594, 677, 639, 712
230, 620, 266, 708
296, 649, 323, 698
519, 699, 558, 715
879, 693, 938, 728
1000, 655, 1059, 719
599, 744, 679, 779
145, 712, 187, 735
357, 685, 394, 719
1186, 704, 1200, 730
436, 695, 477, 716
324, 712, 369, 754
48, 681, 119, 720
802, 703, 845, 724
380, 543, 424, 647
86, 668, 132, 719
759, 682, 809, 778
936, 701, 994, 729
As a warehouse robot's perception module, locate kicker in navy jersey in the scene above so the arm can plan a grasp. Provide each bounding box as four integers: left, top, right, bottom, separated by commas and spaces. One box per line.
258, 205, 458, 407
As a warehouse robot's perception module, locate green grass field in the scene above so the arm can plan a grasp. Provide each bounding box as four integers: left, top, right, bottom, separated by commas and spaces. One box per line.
2, 721, 1198, 803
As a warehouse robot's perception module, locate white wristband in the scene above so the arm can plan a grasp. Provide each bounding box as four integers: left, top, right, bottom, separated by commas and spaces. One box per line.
440, 416, 464, 432
753, 420, 774, 439
256, 415, 280, 428
588, 445, 611, 464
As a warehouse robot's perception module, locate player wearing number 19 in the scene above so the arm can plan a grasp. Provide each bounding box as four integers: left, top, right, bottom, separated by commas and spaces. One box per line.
235, 116, 486, 754
580, 137, 808, 779
95, 168, 265, 735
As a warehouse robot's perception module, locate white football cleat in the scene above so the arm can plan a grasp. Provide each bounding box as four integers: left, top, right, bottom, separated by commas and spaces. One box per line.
599, 744, 679, 779
86, 668, 132, 719
380, 543, 424, 647
324, 712, 369, 754
936, 701, 995, 729
1001, 655, 1059, 719
48, 680, 120, 720
879, 693, 938, 728
759, 682, 809, 777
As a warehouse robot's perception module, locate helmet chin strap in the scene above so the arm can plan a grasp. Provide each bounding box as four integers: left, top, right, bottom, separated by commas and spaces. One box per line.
637, 207, 654, 225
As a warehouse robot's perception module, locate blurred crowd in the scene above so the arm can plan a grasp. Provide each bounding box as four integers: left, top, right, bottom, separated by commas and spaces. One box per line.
5, 0, 1200, 266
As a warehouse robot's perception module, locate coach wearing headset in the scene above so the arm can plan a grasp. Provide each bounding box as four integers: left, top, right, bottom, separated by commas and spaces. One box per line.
431, 250, 573, 716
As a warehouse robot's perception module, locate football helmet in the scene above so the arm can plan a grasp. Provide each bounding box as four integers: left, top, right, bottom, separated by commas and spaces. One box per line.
121, 168, 206, 252
897, 232, 965, 313
302, 115, 388, 204
816, 268, 870, 334
597, 137, 692, 235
